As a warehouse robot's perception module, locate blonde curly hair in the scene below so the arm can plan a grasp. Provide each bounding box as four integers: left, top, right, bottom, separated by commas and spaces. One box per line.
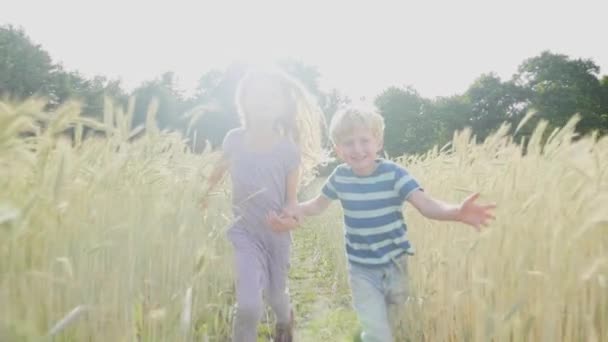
235, 66, 327, 184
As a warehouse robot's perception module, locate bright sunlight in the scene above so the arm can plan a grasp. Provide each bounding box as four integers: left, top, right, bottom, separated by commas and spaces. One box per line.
2, 0, 608, 341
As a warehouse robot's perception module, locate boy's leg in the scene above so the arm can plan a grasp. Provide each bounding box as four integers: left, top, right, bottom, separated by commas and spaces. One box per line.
349, 263, 393, 342
230, 231, 266, 342
386, 256, 409, 340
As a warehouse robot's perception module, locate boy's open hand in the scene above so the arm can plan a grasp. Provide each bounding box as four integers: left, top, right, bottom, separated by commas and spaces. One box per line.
267, 211, 299, 232
458, 193, 496, 231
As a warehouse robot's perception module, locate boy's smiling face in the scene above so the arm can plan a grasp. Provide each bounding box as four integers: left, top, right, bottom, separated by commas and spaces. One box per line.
334, 125, 383, 176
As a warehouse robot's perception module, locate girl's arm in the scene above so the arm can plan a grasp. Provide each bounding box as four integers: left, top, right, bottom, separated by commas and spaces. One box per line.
285, 168, 300, 208
407, 190, 496, 231
267, 168, 303, 231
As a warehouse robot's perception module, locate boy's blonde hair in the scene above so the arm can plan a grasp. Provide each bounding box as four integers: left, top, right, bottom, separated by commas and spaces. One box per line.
329, 107, 385, 144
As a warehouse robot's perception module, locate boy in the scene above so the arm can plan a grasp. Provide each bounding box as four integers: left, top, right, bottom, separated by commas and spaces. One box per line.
269, 108, 496, 342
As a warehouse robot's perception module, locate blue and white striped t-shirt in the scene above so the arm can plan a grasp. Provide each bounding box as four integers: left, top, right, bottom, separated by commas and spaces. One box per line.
322, 159, 422, 266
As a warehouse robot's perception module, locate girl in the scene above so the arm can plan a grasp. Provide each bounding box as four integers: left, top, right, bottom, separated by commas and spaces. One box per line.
202, 66, 324, 342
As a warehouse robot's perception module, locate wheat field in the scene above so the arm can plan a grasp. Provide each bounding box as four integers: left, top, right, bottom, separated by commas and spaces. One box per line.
1, 99, 606, 341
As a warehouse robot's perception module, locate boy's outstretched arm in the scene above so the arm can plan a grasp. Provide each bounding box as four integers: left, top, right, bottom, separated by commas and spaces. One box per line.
407, 190, 496, 231
299, 194, 332, 216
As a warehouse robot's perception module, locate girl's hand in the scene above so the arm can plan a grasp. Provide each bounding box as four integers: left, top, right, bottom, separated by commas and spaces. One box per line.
267, 211, 299, 232
457, 193, 496, 231
282, 204, 303, 223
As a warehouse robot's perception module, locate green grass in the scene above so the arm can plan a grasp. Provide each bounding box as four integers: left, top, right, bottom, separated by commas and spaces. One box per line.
290, 218, 358, 341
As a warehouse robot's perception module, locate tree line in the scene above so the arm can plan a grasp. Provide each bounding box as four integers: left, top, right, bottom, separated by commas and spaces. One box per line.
2, 25, 607, 156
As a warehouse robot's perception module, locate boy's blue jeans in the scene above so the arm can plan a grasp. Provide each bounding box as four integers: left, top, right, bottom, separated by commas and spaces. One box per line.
348, 256, 409, 342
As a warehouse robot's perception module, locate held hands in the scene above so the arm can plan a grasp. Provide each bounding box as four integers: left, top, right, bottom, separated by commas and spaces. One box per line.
457, 193, 496, 231
267, 205, 302, 232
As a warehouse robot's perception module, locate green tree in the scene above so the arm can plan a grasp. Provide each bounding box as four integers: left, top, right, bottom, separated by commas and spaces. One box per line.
132, 72, 186, 131
0, 25, 128, 120
50, 70, 127, 117
375, 86, 435, 156
465, 73, 530, 139
515, 51, 604, 133
426, 95, 473, 146
600, 76, 608, 130
0, 25, 55, 100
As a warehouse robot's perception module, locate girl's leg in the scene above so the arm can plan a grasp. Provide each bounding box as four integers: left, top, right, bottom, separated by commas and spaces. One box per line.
349, 263, 393, 342
230, 231, 266, 342
266, 234, 294, 342
266, 237, 292, 324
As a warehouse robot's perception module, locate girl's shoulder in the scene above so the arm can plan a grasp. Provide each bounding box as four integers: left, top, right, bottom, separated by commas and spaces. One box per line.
222, 128, 246, 157
224, 127, 245, 141
222, 127, 245, 152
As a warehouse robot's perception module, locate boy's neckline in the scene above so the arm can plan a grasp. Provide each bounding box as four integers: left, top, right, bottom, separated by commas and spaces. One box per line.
349, 159, 383, 177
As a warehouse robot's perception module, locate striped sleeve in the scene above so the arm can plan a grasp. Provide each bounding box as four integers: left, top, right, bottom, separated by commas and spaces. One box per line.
321, 167, 339, 200
394, 166, 421, 202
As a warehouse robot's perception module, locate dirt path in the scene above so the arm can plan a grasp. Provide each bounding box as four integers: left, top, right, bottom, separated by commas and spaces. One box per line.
288, 225, 359, 342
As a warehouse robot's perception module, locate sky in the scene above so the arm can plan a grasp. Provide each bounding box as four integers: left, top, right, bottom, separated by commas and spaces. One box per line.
3, 0, 608, 100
